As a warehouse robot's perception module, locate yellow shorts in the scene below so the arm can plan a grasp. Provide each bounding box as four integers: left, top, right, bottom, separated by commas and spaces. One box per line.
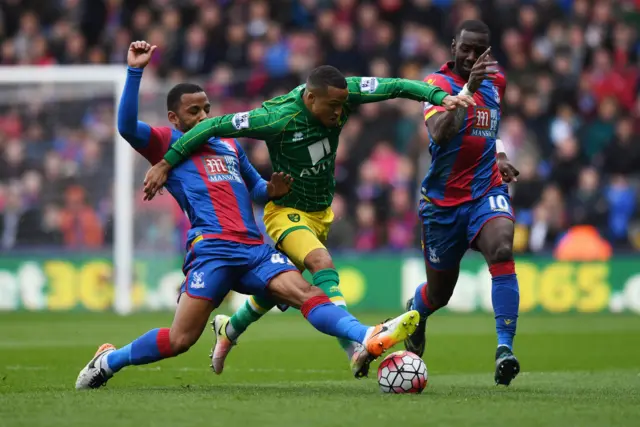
263, 201, 334, 270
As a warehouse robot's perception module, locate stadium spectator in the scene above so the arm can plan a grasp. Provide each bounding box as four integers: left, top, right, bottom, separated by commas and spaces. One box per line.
606, 174, 636, 244
569, 167, 609, 230
602, 116, 640, 176
0, 182, 40, 249
59, 185, 103, 249
511, 156, 545, 226
0, 0, 638, 254
325, 193, 356, 250
354, 201, 379, 252
386, 187, 416, 250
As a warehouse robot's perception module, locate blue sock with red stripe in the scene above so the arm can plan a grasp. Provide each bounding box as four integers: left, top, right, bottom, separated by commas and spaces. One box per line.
412, 282, 436, 319
106, 328, 174, 373
301, 296, 369, 343
490, 261, 519, 350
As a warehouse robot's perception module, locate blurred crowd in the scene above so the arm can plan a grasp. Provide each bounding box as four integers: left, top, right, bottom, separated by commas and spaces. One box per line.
1, 0, 640, 255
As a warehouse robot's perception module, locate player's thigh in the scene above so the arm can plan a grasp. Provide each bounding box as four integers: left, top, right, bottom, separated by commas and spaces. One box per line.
419, 200, 466, 304
265, 270, 325, 309
179, 256, 238, 314
420, 200, 468, 272
263, 202, 329, 270
174, 258, 240, 351
281, 229, 333, 272
314, 205, 334, 243
238, 244, 299, 301
292, 207, 334, 272
171, 293, 216, 352
468, 187, 516, 263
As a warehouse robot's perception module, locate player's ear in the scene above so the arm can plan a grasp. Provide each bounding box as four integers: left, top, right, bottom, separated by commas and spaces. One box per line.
167, 110, 179, 127
306, 89, 316, 105
451, 38, 456, 56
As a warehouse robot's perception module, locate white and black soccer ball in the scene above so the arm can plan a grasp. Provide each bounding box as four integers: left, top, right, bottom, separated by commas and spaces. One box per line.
377, 351, 427, 394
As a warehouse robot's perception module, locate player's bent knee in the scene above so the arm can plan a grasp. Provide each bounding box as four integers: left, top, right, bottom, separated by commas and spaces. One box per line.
430, 295, 451, 309
425, 267, 459, 309
168, 329, 198, 355
427, 287, 454, 309
266, 271, 314, 309
490, 242, 513, 264
304, 248, 334, 273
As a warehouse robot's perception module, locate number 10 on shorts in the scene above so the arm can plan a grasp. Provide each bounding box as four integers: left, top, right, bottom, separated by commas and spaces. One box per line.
489, 195, 510, 212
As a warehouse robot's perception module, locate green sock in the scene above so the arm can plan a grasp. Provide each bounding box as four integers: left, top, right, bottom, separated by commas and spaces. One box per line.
312, 269, 358, 357
227, 295, 275, 340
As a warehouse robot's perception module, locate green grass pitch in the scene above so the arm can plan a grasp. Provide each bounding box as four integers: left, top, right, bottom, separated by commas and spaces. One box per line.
1, 311, 639, 427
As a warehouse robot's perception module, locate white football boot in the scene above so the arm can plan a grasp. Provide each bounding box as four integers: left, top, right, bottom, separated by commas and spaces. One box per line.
210, 315, 236, 374
75, 343, 115, 390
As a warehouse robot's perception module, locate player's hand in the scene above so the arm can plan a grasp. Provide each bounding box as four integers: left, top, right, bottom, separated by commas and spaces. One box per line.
143, 160, 171, 201
127, 41, 157, 69
267, 172, 294, 200
467, 47, 499, 93
441, 94, 476, 111
498, 158, 519, 183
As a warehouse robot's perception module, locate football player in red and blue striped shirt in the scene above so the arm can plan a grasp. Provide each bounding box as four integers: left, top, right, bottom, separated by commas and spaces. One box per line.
75, 41, 420, 389
404, 21, 522, 386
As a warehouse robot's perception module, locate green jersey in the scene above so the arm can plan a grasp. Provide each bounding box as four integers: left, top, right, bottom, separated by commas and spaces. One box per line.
164, 76, 448, 212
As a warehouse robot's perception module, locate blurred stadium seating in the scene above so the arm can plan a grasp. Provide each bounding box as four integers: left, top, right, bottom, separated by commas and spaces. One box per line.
1, 0, 639, 255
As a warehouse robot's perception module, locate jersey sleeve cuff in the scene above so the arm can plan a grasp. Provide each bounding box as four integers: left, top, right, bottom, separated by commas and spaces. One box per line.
163, 148, 183, 167
127, 66, 144, 75
250, 180, 269, 204
431, 90, 448, 106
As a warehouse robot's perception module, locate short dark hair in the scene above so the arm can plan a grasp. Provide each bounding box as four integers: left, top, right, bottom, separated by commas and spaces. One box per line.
166, 83, 205, 111
306, 65, 347, 92
456, 20, 490, 38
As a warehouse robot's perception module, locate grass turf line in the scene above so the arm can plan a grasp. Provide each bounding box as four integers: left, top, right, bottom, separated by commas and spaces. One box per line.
1, 312, 639, 427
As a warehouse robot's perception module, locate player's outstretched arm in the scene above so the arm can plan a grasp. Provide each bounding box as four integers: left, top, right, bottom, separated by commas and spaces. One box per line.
163, 108, 286, 168
346, 77, 473, 110
235, 141, 293, 202
144, 107, 286, 200
117, 41, 157, 148
118, 67, 152, 147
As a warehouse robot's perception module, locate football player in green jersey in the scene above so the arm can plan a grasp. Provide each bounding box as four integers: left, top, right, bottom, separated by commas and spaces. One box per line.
143, 65, 474, 378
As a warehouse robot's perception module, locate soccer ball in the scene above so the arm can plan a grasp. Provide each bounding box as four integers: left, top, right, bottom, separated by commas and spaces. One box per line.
377, 351, 427, 394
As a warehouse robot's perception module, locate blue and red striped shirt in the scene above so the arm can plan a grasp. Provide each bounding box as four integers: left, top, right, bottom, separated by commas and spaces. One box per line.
421, 62, 507, 207
118, 67, 268, 250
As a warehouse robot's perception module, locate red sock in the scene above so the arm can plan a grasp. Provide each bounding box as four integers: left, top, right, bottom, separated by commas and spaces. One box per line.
301, 295, 331, 318
156, 327, 173, 357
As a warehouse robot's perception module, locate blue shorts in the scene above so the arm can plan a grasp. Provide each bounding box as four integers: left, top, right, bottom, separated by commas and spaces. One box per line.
419, 186, 515, 271
179, 239, 297, 306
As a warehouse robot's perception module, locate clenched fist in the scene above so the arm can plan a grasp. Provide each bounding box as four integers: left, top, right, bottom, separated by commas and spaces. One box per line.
127, 41, 157, 69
